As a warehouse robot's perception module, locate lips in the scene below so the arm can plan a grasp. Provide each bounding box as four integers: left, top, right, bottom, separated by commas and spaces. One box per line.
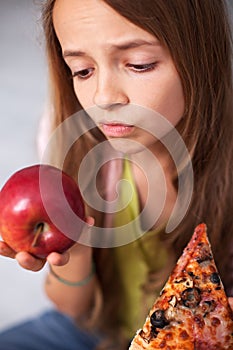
100, 122, 135, 137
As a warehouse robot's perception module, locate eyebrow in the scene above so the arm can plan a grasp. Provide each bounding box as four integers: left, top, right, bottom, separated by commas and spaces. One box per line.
63, 39, 160, 58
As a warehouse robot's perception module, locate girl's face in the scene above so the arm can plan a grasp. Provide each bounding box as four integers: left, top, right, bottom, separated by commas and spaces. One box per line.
53, 0, 185, 153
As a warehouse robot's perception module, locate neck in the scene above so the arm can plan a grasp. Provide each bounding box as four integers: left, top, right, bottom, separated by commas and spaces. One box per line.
129, 140, 177, 231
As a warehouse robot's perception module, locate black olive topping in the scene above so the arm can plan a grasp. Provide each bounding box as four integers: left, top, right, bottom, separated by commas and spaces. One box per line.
181, 287, 201, 308
187, 271, 195, 278
210, 272, 220, 285
202, 300, 217, 316
150, 310, 169, 329
150, 327, 158, 339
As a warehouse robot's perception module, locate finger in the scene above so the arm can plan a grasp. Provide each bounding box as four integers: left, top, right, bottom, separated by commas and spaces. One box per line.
81, 216, 95, 238
15, 252, 46, 272
46, 251, 70, 266
85, 216, 95, 227
0, 241, 16, 259
228, 297, 233, 310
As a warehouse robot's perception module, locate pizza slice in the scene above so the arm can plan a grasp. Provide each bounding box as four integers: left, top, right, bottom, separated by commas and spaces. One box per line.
129, 223, 233, 350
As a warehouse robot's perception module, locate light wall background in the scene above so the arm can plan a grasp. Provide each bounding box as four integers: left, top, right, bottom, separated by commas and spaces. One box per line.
0, 0, 52, 331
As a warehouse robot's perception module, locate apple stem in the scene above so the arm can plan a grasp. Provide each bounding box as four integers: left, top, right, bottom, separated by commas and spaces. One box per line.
31, 223, 44, 247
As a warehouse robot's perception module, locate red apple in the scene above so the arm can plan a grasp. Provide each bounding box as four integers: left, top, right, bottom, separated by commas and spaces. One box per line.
0, 164, 85, 258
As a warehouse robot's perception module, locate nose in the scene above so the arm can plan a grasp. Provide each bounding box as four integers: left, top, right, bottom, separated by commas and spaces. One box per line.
93, 71, 129, 109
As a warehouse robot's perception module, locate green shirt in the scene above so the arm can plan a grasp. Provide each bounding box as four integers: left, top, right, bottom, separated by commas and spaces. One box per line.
112, 158, 168, 339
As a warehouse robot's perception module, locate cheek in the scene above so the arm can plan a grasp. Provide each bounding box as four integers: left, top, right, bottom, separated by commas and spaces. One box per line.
155, 77, 185, 126
73, 83, 92, 110
135, 74, 185, 126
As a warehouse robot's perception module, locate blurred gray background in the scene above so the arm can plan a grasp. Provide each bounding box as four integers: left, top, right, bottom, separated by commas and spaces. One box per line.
0, 0, 52, 331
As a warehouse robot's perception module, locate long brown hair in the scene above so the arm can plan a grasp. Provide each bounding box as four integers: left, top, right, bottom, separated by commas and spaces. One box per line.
41, 0, 233, 343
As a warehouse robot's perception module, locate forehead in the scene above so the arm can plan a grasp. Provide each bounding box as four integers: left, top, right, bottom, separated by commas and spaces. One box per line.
53, 0, 158, 50
53, 0, 131, 28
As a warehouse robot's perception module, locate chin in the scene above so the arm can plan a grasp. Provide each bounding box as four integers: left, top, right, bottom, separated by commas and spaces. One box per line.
107, 137, 148, 155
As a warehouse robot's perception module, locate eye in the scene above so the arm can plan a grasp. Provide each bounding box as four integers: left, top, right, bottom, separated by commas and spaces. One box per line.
126, 62, 157, 73
72, 68, 94, 79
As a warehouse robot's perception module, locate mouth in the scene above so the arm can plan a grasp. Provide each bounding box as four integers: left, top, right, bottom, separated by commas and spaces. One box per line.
100, 122, 135, 137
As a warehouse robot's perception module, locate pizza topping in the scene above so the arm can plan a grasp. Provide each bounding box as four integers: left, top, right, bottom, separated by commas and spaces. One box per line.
181, 287, 201, 308
168, 295, 177, 307
187, 271, 195, 278
194, 314, 205, 328
201, 300, 217, 316
174, 277, 193, 289
211, 317, 221, 327
210, 272, 220, 284
138, 329, 155, 344
158, 340, 166, 348
179, 330, 189, 340
164, 332, 173, 340
196, 243, 213, 263
150, 310, 169, 329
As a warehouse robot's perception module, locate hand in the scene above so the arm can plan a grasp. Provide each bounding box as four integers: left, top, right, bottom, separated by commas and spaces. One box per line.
0, 216, 94, 272
0, 240, 69, 271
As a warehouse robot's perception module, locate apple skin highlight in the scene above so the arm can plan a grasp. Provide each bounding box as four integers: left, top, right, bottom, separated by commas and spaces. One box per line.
0, 164, 85, 258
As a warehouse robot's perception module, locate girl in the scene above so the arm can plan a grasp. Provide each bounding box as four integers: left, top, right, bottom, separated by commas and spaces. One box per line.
0, 0, 233, 349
